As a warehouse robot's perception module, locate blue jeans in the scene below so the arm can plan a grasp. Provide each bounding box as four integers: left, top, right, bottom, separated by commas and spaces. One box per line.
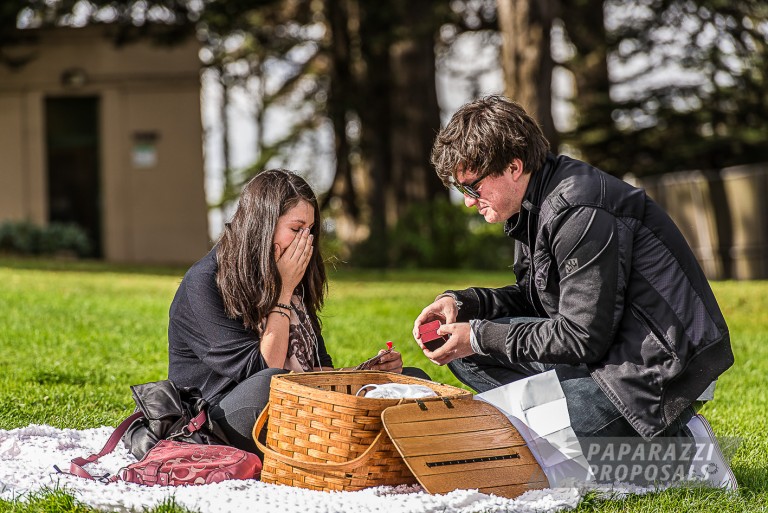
448, 318, 693, 438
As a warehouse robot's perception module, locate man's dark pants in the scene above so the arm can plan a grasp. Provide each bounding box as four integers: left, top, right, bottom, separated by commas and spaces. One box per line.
447, 317, 694, 438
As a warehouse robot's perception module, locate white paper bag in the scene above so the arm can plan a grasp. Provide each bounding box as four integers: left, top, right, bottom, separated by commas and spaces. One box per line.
475, 370, 594, 487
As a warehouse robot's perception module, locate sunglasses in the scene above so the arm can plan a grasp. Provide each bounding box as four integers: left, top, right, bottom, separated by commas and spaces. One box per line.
451, 175, 485, 199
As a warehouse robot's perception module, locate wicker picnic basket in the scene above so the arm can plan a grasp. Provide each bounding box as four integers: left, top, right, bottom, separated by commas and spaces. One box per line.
252, 370, 472, 491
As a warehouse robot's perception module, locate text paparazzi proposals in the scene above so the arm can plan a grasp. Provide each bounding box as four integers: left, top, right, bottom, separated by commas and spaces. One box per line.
579, 436, 740, 486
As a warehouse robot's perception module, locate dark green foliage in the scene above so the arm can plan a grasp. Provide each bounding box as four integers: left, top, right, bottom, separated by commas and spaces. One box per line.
562, 0, 768, 177
0, 221, 92, 258
350, 199, 515, 270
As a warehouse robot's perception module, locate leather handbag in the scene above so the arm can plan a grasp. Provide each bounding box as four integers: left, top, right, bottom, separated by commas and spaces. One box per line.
116, 440, 261, 486
67, 415, 261, 485
121, 380, 230, 460
65, 381, 262, 486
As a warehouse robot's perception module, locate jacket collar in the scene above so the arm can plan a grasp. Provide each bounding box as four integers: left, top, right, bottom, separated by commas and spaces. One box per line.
503, 153, 557, 244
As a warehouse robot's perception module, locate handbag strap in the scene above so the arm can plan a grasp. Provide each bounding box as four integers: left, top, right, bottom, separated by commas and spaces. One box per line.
67, 408, 210, 481
68, 410, 143, 480
183, 409, 209, 435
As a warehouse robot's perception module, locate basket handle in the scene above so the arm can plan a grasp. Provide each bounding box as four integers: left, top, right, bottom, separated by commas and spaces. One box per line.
252, 404, 387, 473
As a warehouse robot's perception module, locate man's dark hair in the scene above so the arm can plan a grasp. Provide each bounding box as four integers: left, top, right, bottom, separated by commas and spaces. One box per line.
431, 95, 550, 185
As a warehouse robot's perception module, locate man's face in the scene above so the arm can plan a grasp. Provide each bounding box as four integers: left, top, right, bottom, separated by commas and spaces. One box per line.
457, 159, 530, 223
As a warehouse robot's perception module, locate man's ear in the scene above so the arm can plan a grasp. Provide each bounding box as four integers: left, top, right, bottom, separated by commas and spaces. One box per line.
510, 158, 525, 180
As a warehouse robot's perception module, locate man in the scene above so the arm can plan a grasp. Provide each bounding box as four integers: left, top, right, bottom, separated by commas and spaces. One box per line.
412, 95, 734, 448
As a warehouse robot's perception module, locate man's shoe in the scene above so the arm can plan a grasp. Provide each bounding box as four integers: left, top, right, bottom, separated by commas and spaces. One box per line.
685, 413, 738, 491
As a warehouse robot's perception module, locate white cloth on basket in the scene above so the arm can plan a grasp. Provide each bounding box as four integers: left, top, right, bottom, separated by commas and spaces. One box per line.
357, 383, 438, 399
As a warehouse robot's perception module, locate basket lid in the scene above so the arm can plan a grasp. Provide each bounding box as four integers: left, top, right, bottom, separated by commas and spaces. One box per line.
381, 399, 549, 499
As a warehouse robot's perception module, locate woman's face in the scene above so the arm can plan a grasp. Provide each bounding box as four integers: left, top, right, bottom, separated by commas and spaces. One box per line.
272, 200, 315, 256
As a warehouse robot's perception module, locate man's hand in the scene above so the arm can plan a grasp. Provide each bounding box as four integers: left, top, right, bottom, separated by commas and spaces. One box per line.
421, 322, 475, 365
412, 295, 459, 346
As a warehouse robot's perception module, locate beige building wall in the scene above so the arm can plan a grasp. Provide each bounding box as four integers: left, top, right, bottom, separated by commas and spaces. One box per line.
0, 93, 28, 221
0, 26, 210, 264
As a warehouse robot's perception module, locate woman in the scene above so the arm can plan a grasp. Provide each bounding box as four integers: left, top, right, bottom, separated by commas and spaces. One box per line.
168, 169, 428, 454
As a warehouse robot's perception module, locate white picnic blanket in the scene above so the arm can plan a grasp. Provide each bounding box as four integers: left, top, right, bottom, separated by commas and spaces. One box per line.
2, 371, 672, 512
0, 424, 589, 513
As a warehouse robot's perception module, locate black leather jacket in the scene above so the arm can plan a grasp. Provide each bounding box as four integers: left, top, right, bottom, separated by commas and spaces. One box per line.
449, 154, 733, 438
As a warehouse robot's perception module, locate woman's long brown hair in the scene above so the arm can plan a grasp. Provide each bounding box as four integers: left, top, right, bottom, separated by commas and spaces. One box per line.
216, 169, 327, 333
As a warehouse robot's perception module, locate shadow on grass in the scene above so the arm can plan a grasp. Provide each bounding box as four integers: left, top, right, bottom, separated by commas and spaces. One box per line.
574, 482, 768, 512
0, 256, 513, 284
733, 464, 768, 494
0, 256, 188, 277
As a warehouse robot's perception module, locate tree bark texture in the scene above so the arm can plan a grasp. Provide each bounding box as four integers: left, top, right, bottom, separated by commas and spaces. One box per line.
497, 0, 559, 149
559, 0, 610, 144
323, 0, 448, 264
324, 0, 360, 232
387, 1, 447, 226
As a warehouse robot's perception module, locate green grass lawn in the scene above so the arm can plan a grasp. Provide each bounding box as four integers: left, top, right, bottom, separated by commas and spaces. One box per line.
0, 257, 766, 512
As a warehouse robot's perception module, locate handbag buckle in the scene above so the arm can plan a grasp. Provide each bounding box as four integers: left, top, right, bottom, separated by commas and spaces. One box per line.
168, 425, 191, 440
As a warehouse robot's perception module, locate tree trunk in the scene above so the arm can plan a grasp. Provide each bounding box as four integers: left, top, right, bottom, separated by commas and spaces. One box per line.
497, 0, 559, 149
561, 0, 609, 108
559, 0, 610, 156
388, 1, 447, 225
323, 0, 362, 245
219, 67, 233, 209
325, 0, 450, 266
355, 1, 395, 266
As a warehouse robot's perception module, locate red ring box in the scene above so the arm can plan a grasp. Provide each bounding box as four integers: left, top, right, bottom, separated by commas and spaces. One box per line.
419, 320, 447, 351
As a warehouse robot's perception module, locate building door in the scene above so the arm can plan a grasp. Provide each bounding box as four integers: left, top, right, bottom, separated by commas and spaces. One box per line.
45, 96, 102, 257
